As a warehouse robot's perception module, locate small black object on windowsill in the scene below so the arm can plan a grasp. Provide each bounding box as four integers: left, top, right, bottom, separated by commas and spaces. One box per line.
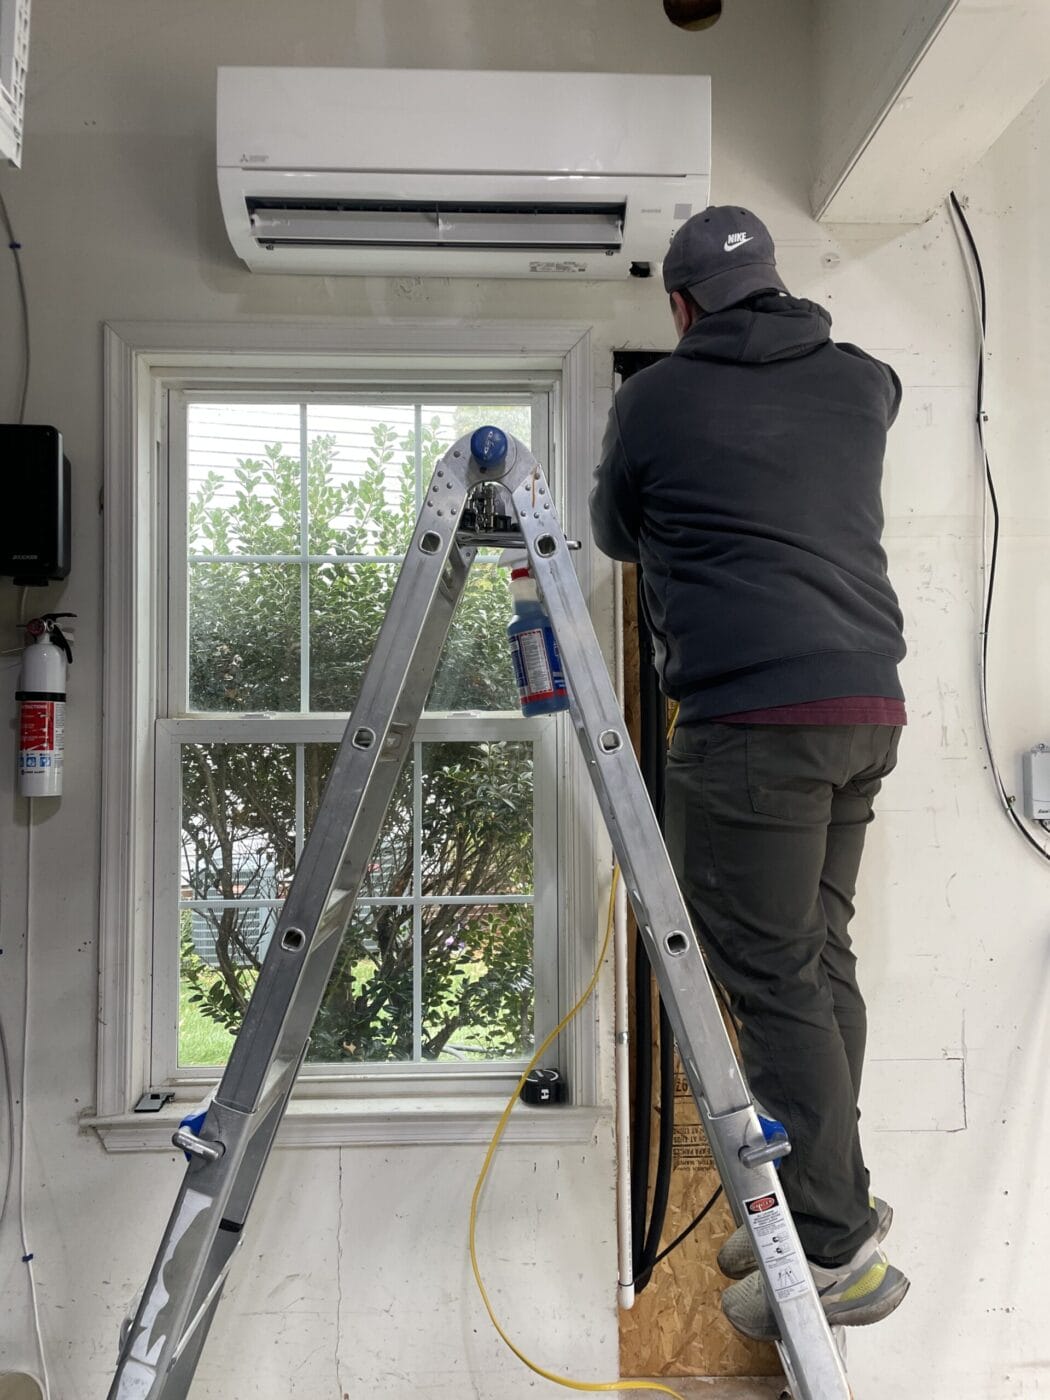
520, 1067, 567, 1106
134, 1091, 176, 1113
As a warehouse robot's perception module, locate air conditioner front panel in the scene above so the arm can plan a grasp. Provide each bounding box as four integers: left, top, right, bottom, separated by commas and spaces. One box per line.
216, 69, 711, 278
218, 68, 711, 180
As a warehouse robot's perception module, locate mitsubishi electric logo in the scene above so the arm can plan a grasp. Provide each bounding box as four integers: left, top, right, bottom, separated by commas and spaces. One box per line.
724, 232, 753, 252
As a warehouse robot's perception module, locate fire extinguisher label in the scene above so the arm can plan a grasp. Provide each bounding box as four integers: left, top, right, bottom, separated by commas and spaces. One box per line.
19, 701, 65, 772
21, 702, 55, 752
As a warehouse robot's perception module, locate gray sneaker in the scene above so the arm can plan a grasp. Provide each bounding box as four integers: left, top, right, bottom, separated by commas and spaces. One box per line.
716, 1195, 893, 1280
721, 1238, 910, 1342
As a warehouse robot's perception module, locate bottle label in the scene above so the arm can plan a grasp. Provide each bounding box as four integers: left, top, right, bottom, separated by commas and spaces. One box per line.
512, 626, 567, 706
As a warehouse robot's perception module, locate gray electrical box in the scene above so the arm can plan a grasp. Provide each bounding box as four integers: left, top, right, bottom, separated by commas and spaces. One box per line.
1022, 745, 1050, 819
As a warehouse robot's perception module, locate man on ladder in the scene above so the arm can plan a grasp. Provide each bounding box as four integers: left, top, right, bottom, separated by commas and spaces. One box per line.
590, 205, 911, 1342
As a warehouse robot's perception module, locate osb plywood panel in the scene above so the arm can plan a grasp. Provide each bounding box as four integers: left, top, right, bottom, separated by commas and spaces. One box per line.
618, 565, 781, 1381
619, 1050, 781, 1378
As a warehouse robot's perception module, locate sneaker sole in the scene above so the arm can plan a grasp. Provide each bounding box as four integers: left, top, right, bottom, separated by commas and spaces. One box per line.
718, 1200, 894, 1281
724, 1270, 910, 1343
824, 1269, 910, 1330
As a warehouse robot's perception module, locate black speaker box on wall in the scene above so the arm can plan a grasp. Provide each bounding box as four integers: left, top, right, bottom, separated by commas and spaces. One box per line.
0, 424, 71, 586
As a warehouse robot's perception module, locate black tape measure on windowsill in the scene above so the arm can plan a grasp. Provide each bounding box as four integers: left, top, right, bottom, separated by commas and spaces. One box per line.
520, 1067, 567, 1106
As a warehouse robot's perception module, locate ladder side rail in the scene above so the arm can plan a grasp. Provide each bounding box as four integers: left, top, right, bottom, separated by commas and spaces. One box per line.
504, 444, 852, 1400
154, 1288, 226, 1400
504, 462, 748, 1118
225, 547, 468, 1119
218, 547, 477, 1112
111, 458, 480, 1400
140, 1091, 290, 1396
108, 1085, 299, 1400
108, 1168, 240, 1400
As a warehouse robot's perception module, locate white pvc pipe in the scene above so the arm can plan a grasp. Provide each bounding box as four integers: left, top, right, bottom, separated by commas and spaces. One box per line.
612, 561, 635, 1309
614, 869, 635, 1310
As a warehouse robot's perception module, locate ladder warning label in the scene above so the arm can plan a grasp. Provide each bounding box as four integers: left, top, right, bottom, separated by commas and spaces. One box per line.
743, 1192, 810, 1302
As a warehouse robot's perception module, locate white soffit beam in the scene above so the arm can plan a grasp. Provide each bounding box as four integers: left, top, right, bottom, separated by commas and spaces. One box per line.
814, 0, 1050, 224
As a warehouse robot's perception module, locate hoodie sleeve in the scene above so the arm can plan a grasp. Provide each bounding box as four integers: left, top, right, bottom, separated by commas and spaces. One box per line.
839, 343, 903, 426
884, 363, 903, 426
590, 399, 642, 563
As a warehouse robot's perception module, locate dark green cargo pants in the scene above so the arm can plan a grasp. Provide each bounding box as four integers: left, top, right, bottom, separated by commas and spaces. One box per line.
664, 721, 901, 1269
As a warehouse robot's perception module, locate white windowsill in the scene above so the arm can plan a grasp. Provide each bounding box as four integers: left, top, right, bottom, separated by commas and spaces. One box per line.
84, 1098, 609, 1153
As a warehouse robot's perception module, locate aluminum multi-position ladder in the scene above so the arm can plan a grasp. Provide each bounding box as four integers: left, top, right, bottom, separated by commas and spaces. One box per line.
109, 430, 853, 1400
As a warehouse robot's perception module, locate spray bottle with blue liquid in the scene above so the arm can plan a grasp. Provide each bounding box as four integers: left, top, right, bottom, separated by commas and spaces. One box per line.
504, 553, 570, 717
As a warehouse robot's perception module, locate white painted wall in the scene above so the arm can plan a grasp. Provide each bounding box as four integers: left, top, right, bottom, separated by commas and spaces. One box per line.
0, 1, 1047, 1397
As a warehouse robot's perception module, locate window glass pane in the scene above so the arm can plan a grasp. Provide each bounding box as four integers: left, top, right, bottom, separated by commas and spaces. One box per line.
179, 742, 416, 1066
306, 406, 418, 556
428, 564, 519, 711
306, 744, 413, 899
308, 905, 414, 1062
421, 741, 534, 896
189, 562, 301, 712
309, 562, 399, 712
181, 742, 297, 902
188, 403, 303, 556
425, 402, 533, 455
423, 904, 534, 1062
178, 742, 295, 1066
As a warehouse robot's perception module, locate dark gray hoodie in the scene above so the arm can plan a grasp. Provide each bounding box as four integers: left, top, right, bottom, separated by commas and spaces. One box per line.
590, 293, 906, 721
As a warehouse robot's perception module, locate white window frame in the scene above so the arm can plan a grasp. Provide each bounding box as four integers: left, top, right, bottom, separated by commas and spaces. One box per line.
91, 319, 604, 1151
0, 0, 29, 166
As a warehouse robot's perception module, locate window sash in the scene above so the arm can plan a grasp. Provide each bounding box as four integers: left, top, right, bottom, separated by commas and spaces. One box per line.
152, 714, 560, 1087
167, 387, 550, 718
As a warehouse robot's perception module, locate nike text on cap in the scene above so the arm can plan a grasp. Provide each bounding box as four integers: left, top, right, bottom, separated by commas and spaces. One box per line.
662, 205, 787, 313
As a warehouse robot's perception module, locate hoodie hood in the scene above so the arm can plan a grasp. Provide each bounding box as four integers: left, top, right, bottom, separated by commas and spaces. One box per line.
673, 293, 832, 366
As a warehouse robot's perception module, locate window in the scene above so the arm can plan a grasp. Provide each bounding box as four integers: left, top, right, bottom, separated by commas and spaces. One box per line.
95, 320, 601, 1147
156, 394, 559, 1085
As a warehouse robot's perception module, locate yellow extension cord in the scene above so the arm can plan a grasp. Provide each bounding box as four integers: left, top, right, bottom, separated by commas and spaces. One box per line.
468, 861, 686, 1400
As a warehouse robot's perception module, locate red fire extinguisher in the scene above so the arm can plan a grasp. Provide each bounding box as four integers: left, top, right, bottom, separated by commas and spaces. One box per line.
16, 613, 75, 798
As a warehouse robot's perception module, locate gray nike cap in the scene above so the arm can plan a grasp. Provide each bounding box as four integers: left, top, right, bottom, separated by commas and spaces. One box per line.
662, 206, 787, 312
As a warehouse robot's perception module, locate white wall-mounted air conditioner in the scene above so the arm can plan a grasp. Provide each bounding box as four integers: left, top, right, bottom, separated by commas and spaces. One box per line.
217, 67, 711, 279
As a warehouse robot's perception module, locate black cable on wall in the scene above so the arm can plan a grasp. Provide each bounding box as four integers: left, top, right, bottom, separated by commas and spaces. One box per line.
0, 186, 31, 424
948, 190, 1050, 865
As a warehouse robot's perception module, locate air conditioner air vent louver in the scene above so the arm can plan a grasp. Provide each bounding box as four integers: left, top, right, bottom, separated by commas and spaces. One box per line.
248, 199, 626, 252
